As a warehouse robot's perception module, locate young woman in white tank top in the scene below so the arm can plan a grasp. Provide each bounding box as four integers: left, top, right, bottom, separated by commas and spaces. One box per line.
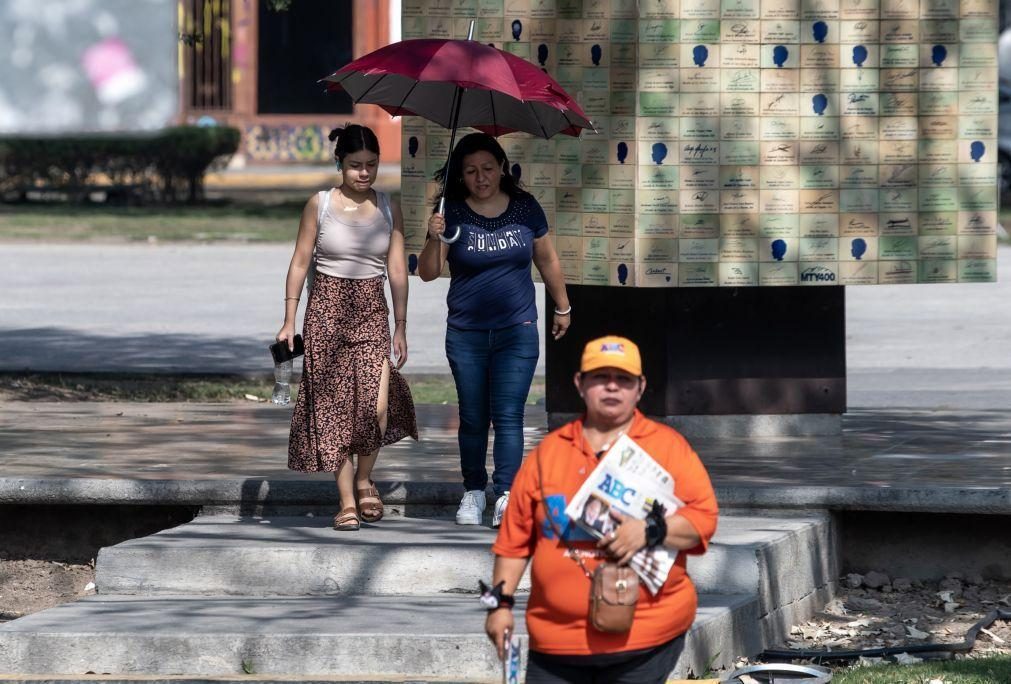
277, 125, 418, 532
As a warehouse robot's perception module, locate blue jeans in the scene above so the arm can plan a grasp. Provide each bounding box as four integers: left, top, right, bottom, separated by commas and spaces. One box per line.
446, 322, 539, 498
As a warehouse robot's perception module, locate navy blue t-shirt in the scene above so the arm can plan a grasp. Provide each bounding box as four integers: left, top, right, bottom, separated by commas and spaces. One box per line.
444, 192, 549, 330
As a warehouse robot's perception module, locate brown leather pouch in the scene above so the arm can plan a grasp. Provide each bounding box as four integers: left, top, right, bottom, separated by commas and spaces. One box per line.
589, 562, 639, 633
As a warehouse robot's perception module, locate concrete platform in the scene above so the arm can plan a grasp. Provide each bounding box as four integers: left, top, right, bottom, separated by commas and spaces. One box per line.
1, 511, 818, 679
0, 399, 1005, 678
1, 402, 1009, 514
0, 594, 757, 680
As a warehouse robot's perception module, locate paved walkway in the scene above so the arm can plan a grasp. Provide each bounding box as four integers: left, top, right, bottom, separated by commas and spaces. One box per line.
3, 402, 1009, 496
3, 244, 1010, 406
3, 239, 1010, 509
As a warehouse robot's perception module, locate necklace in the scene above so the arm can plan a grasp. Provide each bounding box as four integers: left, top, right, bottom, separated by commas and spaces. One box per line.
583, 427, 628, 459
338, 189, 366, 212
582, 418, 626, 456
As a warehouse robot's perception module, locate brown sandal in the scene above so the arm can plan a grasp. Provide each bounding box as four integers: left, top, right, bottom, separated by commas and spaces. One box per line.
333, 507, 360, 531
356, 481, 384, 523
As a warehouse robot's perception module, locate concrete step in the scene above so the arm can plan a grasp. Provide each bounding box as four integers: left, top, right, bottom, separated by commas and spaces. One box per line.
96, 516, 511, 597
691, 514, 835, 602
0, 594, 759, 679
686, 513, 837, 645
96, 515, 835, 614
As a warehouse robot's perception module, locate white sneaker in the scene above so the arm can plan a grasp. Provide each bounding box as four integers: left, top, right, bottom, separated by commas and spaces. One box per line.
492, 491, 510, 528
456, 490, 487, 525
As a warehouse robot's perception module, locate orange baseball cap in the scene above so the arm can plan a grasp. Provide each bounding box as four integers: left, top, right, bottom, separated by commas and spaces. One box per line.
580, 335, 642, 376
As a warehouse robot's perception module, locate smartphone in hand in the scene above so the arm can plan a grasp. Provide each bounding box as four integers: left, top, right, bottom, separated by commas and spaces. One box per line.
269, 334, 304, 364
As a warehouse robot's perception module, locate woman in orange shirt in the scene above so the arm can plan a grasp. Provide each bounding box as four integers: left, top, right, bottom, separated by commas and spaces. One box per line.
486, 335, 719, 683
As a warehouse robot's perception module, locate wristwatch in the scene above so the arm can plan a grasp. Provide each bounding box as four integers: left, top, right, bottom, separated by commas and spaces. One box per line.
644, 516, 664, 548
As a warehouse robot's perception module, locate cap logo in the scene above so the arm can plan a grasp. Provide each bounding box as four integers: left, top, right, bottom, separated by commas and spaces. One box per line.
600, 342, 625, 354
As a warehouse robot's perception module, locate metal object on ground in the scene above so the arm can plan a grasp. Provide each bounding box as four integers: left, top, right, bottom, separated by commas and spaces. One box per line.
724, 663, 832, 683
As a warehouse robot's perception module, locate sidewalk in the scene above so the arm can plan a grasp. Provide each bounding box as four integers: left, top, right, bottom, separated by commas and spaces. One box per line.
3, 401, 1009, 513
4, 242, 1009, 391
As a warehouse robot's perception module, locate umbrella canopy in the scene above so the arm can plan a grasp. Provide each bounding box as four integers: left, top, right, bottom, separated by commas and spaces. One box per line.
321, 38, 592, 139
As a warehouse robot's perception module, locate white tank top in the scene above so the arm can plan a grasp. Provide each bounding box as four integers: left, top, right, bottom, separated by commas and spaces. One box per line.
313, 189, 393, 280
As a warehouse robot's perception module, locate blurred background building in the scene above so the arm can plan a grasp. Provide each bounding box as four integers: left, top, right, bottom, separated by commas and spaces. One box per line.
177, 0, 399, 166
3, 0, 1011, 184
0, 0, 401, 168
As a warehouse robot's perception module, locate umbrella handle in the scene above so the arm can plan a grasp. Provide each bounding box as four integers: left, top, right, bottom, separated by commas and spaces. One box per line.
436, 196, 462, 244
440, 224, 462, 244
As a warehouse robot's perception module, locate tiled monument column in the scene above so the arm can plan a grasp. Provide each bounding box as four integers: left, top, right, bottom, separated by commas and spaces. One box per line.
399, 0, 998, 435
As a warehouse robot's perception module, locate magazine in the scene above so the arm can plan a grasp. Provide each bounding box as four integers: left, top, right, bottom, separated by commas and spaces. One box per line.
564, 434, 684, 595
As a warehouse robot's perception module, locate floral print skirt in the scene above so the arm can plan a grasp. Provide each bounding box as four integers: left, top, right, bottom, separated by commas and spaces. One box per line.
288, 272, 418, 472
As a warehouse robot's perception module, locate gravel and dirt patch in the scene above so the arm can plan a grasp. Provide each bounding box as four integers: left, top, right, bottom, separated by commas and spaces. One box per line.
0, 559, 95, 622
0, 505, 195, 624
0, 372, 544, 405
729, 572, 1011, 682
774, 572, 1011, 659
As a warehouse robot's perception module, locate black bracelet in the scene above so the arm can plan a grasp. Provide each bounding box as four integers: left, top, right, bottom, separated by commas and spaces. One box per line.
493, 594, 516, 611
479, 579, 515, 610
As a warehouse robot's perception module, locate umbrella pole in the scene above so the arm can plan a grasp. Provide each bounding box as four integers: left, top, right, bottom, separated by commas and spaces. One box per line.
437, 86, 465, 218
436, 87, 465, 243
437, 20, 476, 245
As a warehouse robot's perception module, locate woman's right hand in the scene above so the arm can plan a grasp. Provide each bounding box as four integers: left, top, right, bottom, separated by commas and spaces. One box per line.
427, 213, 446, 240
276, 323, 297, 352
485, 608, 515, 661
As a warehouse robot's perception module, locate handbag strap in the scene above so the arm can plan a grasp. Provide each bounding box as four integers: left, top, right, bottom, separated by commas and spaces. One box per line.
306, 189, 331, 293
536, 450, 594, 581
316, 188, 332, 229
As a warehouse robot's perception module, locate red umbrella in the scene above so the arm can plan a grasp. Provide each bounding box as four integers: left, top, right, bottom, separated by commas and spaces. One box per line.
321, 37, 592, 139
321, 27, 592, 240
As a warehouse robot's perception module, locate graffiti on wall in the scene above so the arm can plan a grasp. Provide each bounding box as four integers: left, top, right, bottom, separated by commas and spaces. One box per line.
244, 124, 333, 162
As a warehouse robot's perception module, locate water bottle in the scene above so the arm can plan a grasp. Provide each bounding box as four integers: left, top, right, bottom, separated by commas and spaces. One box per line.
271, 359, 293, 405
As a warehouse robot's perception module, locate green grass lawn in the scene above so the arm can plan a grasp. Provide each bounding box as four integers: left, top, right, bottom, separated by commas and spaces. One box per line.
0, 192, 406, 243
830, 655, 1011, 684
407, 373, 545, 405
0, 201, 304, 242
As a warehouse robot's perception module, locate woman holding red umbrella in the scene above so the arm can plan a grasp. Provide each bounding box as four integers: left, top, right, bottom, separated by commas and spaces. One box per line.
418, 132, 571, 528
321, 27, 590, 527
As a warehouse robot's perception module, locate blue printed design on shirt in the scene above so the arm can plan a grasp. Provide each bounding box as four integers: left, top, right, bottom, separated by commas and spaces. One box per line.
444, 192, 549, 331
542, 494, 596, 541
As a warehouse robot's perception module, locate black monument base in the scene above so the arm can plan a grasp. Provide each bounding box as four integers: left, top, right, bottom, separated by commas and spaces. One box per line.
544, 285, 846, 437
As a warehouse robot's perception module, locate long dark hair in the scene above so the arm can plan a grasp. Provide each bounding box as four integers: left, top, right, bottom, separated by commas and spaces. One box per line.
329, 124, 380, 167
433, 132, 523, 208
